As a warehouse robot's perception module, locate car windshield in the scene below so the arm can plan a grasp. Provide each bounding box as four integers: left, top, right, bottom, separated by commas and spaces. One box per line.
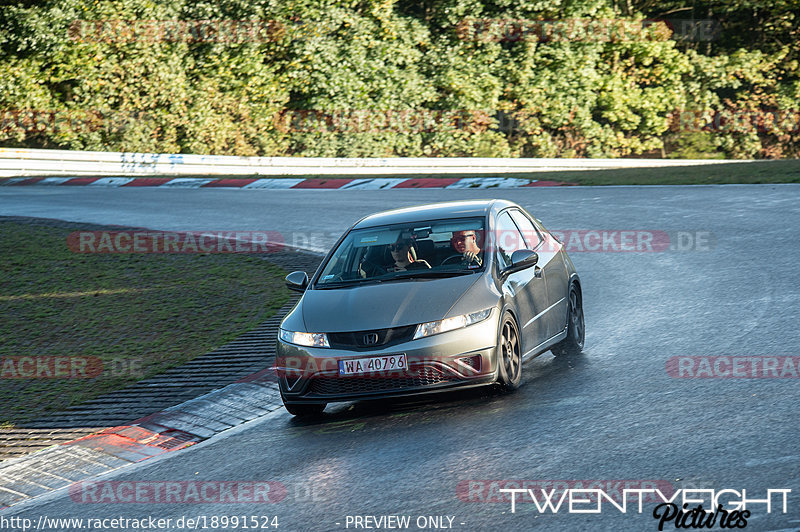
315, 217, 486, 287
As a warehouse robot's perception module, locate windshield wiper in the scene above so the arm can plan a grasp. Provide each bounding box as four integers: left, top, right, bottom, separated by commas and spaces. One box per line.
314, 278, 385, 289
315, 269, 475, 288
385, 269, 478, 280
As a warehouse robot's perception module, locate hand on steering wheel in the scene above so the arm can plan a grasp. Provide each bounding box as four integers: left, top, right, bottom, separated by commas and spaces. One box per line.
441, 252, 482, 266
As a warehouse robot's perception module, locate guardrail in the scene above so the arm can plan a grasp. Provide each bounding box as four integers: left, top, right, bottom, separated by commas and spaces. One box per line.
0, 147, 750, 178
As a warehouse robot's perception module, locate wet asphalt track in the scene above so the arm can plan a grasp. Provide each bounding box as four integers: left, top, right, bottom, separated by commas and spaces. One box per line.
1, 184, 799, 531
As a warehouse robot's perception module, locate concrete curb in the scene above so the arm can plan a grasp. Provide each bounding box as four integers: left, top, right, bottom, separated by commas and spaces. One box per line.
0, 380, 290, 509
0, 333, 288, 510
0, 176, 571, 189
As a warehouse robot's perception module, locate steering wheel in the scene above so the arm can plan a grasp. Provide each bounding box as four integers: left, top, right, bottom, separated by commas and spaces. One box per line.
441, 253, 475, 266
358, 258, 388, 277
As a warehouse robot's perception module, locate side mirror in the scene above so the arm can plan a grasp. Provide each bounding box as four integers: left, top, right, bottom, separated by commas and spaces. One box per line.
503, 250, 539, 276
285, 271, 309, 292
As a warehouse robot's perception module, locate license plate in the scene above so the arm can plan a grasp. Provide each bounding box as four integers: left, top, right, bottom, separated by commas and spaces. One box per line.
338, 354, 406, 376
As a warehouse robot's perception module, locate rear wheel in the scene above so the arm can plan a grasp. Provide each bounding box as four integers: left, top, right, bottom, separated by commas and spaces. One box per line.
497, 313, 522, 391
552, 284, 584, 357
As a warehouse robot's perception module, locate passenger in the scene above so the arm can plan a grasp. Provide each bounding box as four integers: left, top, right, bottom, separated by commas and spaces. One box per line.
450, 230, 482, 265
388, 238, 430, 272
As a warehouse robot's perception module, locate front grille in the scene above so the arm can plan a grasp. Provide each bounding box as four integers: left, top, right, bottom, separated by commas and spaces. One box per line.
327, 325, 416, 350
307, 366, 453, 396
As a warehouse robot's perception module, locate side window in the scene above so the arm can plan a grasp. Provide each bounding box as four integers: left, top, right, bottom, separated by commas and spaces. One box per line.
509, 209, 542, 249
495, 212, 526, 270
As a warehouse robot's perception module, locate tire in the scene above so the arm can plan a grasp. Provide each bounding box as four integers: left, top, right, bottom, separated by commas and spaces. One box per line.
496, 312, 522, 391
552, 284, 585, 357
282, 401, 326, 417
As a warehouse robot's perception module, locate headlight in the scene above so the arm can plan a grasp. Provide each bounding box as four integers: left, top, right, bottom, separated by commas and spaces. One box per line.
413, 308, 493, 340
279, 328, 330, 348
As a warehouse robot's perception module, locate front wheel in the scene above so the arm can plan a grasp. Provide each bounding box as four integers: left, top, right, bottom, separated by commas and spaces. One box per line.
552, 285, 585, 357
496, 313, 522, 391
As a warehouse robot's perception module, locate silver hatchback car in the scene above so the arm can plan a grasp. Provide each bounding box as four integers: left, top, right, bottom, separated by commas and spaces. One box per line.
276, 200, 584, 416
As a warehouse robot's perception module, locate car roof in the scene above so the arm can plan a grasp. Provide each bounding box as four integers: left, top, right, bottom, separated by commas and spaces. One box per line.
353, 199, 518, 229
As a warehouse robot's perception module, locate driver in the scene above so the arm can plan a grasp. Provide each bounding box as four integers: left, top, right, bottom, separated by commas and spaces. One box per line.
450, 230, 482, 266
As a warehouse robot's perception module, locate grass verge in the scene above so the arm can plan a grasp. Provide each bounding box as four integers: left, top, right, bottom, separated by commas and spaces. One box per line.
516, 159, 800, 186
0, 220, 291, 425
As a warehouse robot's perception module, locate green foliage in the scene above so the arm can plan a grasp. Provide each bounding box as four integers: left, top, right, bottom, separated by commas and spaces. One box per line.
0, 0, 796, 158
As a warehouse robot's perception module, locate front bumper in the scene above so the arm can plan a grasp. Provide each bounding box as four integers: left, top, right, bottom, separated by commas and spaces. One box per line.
276, 315, 499, 404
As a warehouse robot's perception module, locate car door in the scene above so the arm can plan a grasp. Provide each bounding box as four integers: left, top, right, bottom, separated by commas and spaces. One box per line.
511, 209, 569, 338
495, 210, 549, 356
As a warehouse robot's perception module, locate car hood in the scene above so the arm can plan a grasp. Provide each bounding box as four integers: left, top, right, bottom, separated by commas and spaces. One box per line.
301, 274, 483, 332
